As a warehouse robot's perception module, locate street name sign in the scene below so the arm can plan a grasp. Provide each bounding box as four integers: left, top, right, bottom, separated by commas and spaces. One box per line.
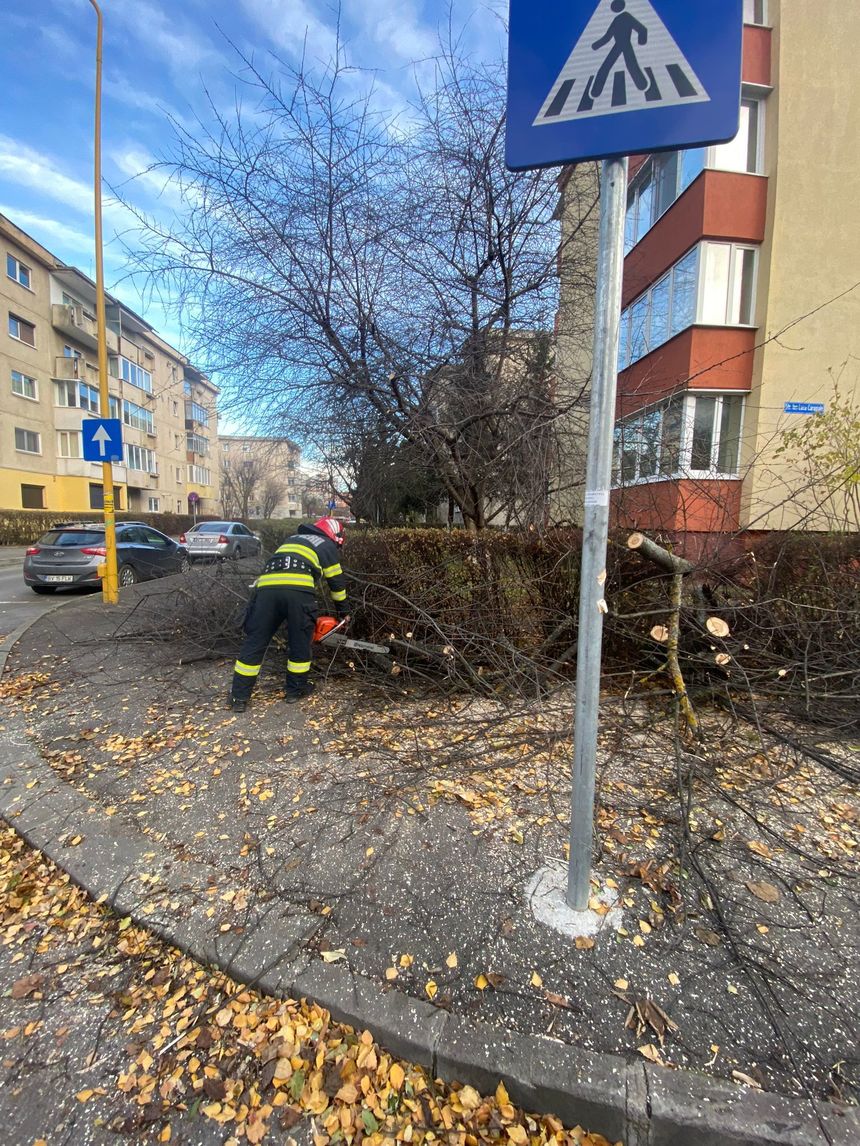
784, 402, 825, 415
82, 417, 123, 463
506, 0, 743, 170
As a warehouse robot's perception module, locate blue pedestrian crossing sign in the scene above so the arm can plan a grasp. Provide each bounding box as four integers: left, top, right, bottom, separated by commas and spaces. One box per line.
507, 0, 743, 170
82, 417, 123, 463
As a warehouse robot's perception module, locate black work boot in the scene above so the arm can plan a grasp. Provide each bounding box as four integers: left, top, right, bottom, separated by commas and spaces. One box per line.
228, 694, 249, 713
284, 680, 315, 705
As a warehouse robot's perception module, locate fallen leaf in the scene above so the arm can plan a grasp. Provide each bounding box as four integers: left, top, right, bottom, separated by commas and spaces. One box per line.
637, 1044, 666, 1066
425, 980, 438, 1000
215, 1007, 233, 1027
11, 974, 44, 999
694, 927, 721, 947
575, 936, 595, 950
614, 979, 629, 991
530, 972, 543, 988
389, 1062, 405, 1090
668, 972, 680, 987
320, 950, 346, 963
445, 952, 458, 969
745, 881, 780, 903
385, 967, 398, 981
475, 974, 489, 991
507, 1126, 528, 1146
747, 840, 772, 859
399, 954, 414, 968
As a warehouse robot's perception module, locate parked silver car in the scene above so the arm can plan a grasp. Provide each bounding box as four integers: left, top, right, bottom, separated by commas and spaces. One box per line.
180, 521, 262, 562
23, 522, 189, 593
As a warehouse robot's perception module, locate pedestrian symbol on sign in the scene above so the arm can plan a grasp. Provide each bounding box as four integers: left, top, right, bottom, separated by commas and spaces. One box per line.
534, 0, 709, 127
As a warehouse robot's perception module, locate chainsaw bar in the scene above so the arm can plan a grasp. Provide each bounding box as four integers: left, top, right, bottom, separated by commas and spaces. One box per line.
323, 633, 391, 655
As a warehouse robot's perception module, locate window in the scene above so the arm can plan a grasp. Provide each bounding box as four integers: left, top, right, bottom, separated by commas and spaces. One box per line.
186, 433, 209, 455
112, 354, 152, 394
57, 430, 83, 459
7, 254, 31, 288
21, 484, 45, 509
700, 243, 758, 326
185, 400, 210, 426
63, 344, 82, 359
612, 393, 745, 485
172, 400, 179, 416
124, 443, 158, 473
148, 497, 160, 512
743, 0, 767, 25
89, 484, 123, 511
12, 369, 37, 400
624, 100, 764, 252
176, 500, 182, 512
619, 243, 757, 371
14, 427, 41, 454
175, 467, 182, 482
109, 395, 120, 420
122, 398, 155, 434
188, 465, 211, 485
54, 379, 100, 413
8, 313, 35, 346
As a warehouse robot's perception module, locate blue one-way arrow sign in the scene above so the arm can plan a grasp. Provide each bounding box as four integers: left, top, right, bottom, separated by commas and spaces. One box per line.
82, 418, 123, 463
506, 0, 743, 170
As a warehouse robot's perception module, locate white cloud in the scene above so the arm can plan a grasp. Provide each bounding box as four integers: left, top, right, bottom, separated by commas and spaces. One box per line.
239, 0, 339, 66
107, 0, 225, 75
103, 75, 195, 131
0, 206, 93, 254
0, 134, 136, 231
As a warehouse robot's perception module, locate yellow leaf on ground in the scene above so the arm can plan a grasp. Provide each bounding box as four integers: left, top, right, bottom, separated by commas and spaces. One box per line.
668, 972, 680, 987
75, 1090, 94, 1103
320, 950, 346, 963
507, 1125, 528, 1145
458, 1085, 481, 1111
575, 936, 595, 950
530, 972, 543, 988
389, 1062, 405, 1090
425, 980, 438, 1000
613, 979, 628, 991
385, 967, 398, 980
399, 954, 414, 968
639, 920, 652, 934
215, 1007, 233, 1027
475, 974, 489, 990
445, 952, 458, 968
495, 1081, 510, 1108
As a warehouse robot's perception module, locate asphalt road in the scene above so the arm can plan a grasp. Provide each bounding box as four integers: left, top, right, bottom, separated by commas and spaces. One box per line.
0, 564, 93, 642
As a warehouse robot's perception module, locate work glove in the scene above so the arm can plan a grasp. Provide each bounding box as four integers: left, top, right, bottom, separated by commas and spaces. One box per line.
335, 606, 351, 623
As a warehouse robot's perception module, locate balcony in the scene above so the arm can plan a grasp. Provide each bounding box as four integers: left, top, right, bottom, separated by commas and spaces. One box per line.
52, 304, 118, 353
52, 355, 90, 381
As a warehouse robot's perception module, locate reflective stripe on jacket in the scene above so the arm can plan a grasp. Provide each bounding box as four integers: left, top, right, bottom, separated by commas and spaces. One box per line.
256, 525, 348, 603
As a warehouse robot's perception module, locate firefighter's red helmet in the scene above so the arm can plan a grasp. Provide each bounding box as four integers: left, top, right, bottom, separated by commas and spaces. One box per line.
315, 517, 345, 546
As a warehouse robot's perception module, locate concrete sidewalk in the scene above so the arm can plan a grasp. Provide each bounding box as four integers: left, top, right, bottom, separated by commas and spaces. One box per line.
1, 581, 857, 1146
0, 546, 28, 568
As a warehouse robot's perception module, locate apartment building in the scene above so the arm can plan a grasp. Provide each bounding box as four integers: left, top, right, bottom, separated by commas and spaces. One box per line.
1, 214, 219, 518
218, 436, 302, 519
559, 0, 859, 536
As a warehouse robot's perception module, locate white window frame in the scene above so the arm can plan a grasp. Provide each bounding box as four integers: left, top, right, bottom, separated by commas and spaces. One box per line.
148, 497, 160, 512
14, 427, 41, 455
122, 398, 155, 434
612, 392, 746, 487
188, 464, 211, 485
112, 354, 153, 395
124, 443, 158, 474
743, 0, 767, 26
7, 254, 32, 289
8, 312, 36, 346
11, 369, 38, 401
57, 430, 83, 459
54, 379, 100, 413
696, 242, 759, 328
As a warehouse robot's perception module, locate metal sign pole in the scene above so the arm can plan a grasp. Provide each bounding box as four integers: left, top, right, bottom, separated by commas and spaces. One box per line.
566, 156, 628, 909
89, 0, 119, 605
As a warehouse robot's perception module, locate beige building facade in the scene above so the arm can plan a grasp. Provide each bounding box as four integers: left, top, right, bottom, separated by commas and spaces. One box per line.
558, 0, 859, 536
1, 214, 219, 518
218, 436, 301, 519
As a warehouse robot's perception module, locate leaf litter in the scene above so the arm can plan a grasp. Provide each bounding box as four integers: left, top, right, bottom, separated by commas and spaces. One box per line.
0, 823, 619, 1145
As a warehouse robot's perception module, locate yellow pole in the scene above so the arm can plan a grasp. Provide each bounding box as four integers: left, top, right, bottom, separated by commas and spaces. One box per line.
88, 0, 118, 604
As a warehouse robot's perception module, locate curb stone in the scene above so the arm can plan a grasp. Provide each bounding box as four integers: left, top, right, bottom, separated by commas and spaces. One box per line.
0, 605, 858, 1145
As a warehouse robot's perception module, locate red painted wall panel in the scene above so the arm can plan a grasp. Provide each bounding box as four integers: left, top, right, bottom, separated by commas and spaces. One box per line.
615, 326, 756, 415
611, 478, 742, 533
742, 25, 772, 87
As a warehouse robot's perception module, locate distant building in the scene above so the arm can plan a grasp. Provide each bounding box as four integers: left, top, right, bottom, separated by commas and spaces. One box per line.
1, 213, 219, 517
557, 0, 860, 536
218, 436, 302, 519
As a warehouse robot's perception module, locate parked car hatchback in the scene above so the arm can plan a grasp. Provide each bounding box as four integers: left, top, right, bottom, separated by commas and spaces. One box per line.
23, 522, 189, 593
181, 521, 262, 561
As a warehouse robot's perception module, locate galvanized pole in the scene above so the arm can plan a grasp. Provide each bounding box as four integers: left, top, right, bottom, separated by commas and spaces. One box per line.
566, 156, 628, 909
88, 0, 119, 604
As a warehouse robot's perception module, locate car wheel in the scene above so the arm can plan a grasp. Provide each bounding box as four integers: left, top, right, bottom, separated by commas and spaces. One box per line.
234, 546, 243, 561
118, 564, 139, 587
30, 585, 56, 595
179, 555, 191, 574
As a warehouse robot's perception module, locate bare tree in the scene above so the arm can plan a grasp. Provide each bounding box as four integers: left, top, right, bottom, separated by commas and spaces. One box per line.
127, 34, 598, 533
258, 476, 288, 520
221, 455, 265, 520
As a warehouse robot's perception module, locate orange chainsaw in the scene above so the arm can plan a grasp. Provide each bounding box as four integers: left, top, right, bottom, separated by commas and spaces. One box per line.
313, 615, 390, 655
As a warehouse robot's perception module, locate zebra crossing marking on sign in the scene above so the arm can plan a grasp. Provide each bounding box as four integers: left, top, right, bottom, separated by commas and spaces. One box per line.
535, 0, 708, 127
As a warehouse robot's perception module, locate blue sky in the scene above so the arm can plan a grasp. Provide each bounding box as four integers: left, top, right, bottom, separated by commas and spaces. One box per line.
0, 0, 507, 355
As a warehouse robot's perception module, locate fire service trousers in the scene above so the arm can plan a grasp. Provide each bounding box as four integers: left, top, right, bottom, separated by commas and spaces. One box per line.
231, 588, 318, 701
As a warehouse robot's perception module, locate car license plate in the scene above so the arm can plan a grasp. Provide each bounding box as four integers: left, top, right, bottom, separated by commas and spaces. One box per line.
45, 575, 75, 583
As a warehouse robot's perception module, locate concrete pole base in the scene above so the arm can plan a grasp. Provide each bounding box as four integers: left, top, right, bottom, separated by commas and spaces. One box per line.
526, 860, 624, 941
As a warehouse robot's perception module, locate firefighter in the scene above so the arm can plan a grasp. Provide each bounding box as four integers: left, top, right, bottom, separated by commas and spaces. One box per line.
228, 517, 349, 711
